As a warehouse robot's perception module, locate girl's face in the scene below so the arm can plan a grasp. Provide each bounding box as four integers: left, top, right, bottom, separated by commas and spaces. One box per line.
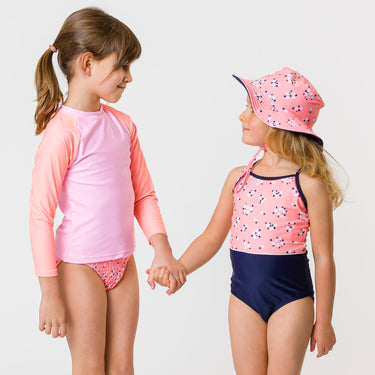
90, 53, 133, 103
239, 96, 269, 146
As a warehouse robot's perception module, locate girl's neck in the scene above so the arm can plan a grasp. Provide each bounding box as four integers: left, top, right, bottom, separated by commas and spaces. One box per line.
64, 80, 101, 112
262, 148, 287, 167
254, 147, 300, 174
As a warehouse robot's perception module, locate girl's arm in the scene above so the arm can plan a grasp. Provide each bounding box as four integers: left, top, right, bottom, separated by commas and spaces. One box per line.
300, 173, 336, 358
127, 122, 187, 293
30, 118, 79, 276
30, 116, 79, 336
150, 167, 242, 287
108, 107, 186, 293
179, 167, 243, 275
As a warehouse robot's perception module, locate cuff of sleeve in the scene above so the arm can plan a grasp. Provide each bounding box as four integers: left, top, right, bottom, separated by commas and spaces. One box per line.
35, 268, 58, 277
134, 197, 167, 243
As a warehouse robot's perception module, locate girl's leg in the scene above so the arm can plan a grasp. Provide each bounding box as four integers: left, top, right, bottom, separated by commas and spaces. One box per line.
267, 297, 314, 375
105, 255, 139, 375
57, 262, 107, 375
228, 294, 268, 375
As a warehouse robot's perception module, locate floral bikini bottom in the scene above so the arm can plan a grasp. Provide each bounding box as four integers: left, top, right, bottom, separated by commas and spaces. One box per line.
56, 256, 131, 290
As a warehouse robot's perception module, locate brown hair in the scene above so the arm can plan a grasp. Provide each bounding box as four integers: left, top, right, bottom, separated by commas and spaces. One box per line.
34, 7, 141, 135
266, 128, 345, 209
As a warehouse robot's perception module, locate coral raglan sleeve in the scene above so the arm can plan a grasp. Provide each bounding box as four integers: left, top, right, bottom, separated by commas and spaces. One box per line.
129, 120, 167, 241
29, 118, 79, 277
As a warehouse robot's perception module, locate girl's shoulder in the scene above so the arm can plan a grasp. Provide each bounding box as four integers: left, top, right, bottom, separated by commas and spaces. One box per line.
229, 166, 246, 179
102, 104, 136, 137
226, 166, 246, 189
102, 104, 132, 124
36, 110, 80, 164
299, 172, 330, 202
43, 108, 80, 140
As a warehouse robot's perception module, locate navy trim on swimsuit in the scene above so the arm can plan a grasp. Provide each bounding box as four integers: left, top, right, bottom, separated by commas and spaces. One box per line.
234, 159, 308, 212
250, 159, 297, 180
233, 171, 245, 193
250, 166, 308, 211
250, 171, 296, 180
295, 171, 308, 211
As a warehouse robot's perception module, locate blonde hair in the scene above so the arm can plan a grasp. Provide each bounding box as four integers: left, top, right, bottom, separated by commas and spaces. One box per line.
34, 7, 141, 135
266, 128, 344, 209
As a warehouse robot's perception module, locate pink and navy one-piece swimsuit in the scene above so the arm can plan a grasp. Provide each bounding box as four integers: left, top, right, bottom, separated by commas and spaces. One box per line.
230, 150, 314, 322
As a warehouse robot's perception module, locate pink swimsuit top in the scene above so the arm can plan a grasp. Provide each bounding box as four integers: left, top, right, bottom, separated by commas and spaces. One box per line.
30, 104, 166, 277
230, 149, 310, 255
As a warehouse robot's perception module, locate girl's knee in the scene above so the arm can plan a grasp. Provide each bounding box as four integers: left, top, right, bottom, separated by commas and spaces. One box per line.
106, 360, 134, 375
72, 361, 105, 375
267, 364, 303, 375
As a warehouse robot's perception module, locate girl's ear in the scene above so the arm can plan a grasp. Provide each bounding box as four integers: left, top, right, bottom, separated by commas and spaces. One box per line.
79, 52, 94, 76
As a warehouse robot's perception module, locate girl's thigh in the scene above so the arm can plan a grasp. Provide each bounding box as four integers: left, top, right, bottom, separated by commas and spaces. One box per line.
228, 294, 268, 375
267, 297, 314, 375
57, 261, 107, 374
105, 255, 139, 372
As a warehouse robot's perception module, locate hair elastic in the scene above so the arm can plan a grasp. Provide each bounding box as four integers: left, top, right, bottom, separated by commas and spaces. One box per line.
49, 45, 57, 53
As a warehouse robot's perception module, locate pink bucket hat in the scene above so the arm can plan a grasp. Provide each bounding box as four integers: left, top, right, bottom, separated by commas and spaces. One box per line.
233, 67, 325, 146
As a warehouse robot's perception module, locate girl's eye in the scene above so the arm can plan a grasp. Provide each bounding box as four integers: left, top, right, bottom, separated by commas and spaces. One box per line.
122, 65, 129, 71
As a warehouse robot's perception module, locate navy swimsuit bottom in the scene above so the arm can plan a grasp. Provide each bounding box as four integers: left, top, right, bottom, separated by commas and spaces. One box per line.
230, 249, 314, 323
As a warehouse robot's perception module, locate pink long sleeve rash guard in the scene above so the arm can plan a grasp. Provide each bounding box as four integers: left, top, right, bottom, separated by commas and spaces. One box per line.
29, 104, 166, 277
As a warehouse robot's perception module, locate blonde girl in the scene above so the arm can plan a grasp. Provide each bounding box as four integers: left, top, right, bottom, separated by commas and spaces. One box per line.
154, 67, 342, 375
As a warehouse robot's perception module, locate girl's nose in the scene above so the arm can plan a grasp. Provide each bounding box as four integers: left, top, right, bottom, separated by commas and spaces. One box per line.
123, 67, 133, 83
125, 72, 133, 83
239, 110, 247, 123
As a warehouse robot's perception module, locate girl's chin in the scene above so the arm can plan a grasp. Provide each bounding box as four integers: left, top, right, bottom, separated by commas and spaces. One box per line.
241, 136, 263, 147
101, 94, 122, 104
241, 135, 254, 145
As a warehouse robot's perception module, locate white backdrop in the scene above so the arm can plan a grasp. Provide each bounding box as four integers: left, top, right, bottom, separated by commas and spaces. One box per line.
1, 0, 373, 374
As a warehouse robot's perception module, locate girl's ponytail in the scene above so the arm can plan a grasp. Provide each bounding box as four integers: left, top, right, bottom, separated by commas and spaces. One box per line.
34, 48, 63, 135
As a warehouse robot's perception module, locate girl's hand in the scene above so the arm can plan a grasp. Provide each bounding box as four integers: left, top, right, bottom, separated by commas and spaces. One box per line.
146, 266, 171, 287
310, 321, 336, 357
39, 294, 67, 338
147, 255, 186, 295
148, 233, 187, 295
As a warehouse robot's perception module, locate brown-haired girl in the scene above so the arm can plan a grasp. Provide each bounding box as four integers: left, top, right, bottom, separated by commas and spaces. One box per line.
153, 67, 343, 374
29, 7, 186, 374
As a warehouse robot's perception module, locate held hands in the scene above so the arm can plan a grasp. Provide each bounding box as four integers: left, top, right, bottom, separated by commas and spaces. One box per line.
146, 265, 178, 293
148, 233, 187, 295
146, 260, 186, 295
310, 321, 336, 358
